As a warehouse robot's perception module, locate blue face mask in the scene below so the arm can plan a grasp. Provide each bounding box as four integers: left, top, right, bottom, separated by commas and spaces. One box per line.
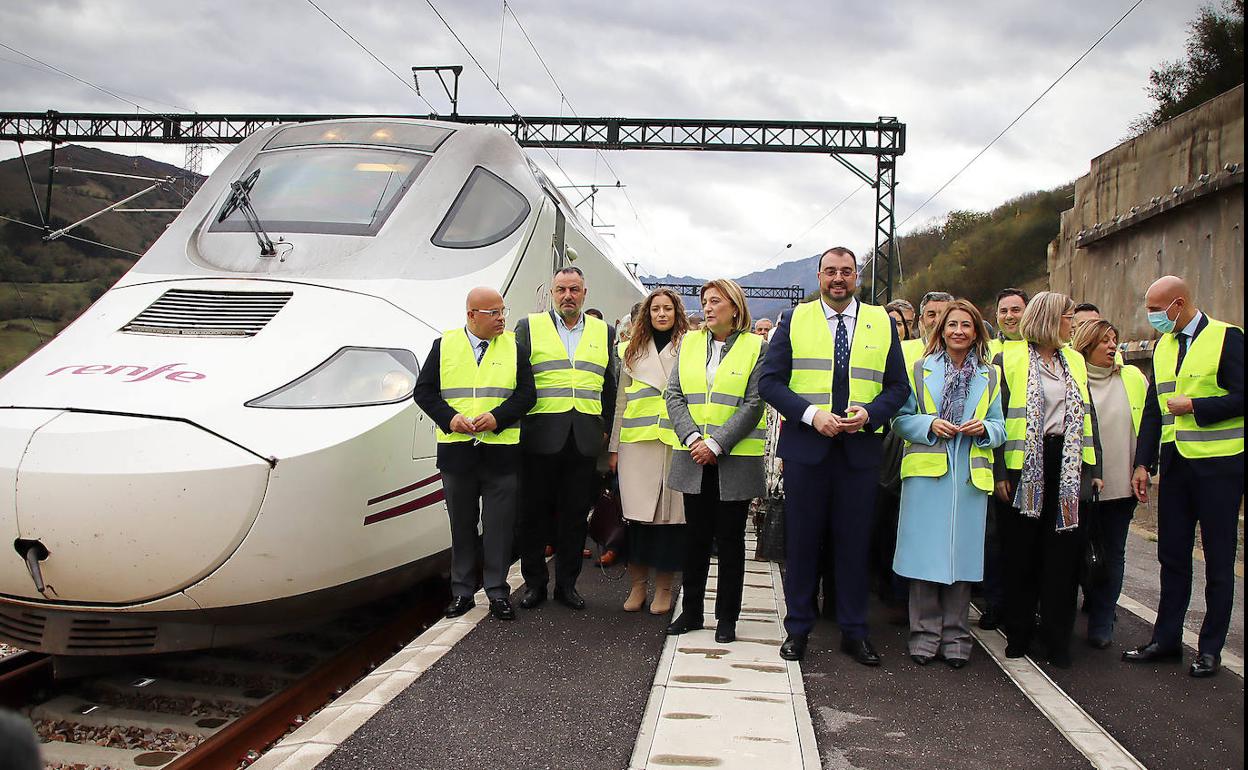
1147, 299, 1179, 334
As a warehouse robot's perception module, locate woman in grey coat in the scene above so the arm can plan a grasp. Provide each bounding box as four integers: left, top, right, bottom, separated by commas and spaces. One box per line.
664, 279, 767, 644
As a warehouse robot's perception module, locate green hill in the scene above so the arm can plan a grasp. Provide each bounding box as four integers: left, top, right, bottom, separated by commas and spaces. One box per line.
0, 145, 201, 373
889, 183, 1073, 314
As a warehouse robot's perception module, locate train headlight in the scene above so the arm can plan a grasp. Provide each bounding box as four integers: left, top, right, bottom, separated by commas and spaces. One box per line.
247, 347, 419, 409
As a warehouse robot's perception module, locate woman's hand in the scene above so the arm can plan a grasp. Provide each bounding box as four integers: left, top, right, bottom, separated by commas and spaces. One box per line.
1131, 466, 1151, 502
931, 418, 959, 439
690, 439, 718, 466
1091, 478, 1104, 495
994, 479, 1013, 503
958, 419, 986, 437
608, 452, 619, 474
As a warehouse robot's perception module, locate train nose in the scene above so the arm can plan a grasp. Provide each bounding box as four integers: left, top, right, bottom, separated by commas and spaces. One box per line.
0, 410, 270, 604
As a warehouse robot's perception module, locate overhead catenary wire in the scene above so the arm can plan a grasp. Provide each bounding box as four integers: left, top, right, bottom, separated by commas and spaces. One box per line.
897, 0, 1146, 229
304, 0, 441, 115
761, 181, 868, 271
0, 41, 192, 114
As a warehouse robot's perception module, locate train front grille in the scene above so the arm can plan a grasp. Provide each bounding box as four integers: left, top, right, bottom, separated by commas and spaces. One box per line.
122, 288, 293, 337
0, 607, 46, 646
67, 617, 159, 652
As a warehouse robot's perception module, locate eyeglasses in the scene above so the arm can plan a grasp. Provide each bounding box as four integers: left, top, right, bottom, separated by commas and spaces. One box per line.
819, 268, 856, 278
470, 307, 509, 318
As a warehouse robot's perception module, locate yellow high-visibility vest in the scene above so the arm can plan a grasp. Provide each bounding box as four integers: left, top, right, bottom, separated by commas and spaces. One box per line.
1120, 364, 1149, 435
899, 355, 1001, 493
1000, 340, 1096, 469
902, 337, 927, 372
527, 312, 609, 416
1153, 318, 1244, 459
787, 300, 893, 413
676, 330, 765, 456
437, 329, 520, 445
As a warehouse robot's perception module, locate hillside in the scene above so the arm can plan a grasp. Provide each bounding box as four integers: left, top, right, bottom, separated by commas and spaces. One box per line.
0, 145, 202, 372
889, 183, 1073, 313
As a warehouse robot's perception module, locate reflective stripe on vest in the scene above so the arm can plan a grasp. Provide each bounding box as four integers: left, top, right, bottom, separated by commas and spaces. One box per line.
899, 355, 999, 493
619, 378, 677, 445
437, 329, 520, 445
788, 300, 892, 412
677, 330, 766, 456
1000, 340, 1096, 470
1153, 318, 1244, 459
527, 312, 610, 416
1120, 364, 1149, 435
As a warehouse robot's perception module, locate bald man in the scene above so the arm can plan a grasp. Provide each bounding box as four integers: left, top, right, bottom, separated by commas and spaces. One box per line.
1123, 276, 1243, 678
414, 287, 536, 621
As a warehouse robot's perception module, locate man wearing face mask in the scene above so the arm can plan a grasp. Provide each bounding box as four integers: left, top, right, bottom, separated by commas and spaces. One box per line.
1123, 276, 1243, 678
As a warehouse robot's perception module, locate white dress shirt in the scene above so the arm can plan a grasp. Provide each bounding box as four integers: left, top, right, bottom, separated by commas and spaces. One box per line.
555, 312, 586, 357
800, 298, 859, 425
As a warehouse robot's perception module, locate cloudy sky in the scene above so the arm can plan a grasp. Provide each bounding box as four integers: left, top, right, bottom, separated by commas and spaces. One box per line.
0, 0, 1209, 278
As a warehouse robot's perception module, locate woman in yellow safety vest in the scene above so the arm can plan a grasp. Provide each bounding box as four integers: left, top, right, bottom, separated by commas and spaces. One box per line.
992, 291, 1100, 669
1072, 319, 1148, 650
891, 300, 1006, 668
609, 288, 690, 615
663, 279, 767, 644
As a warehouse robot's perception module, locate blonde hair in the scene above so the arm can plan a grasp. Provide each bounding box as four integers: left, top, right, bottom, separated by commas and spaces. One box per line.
925, 299, 991, 362
700, 279, 752, 334
1019, 291, 1074, 349
624, 287, 689, 368
1072, 318, 1118, 360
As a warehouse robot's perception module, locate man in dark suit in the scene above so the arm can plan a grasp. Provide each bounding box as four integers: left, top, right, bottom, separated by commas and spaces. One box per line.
759, 247, 909, 664
1124, 275, 1243, 678
414, 286, 536, 621
514, 267, 618, 610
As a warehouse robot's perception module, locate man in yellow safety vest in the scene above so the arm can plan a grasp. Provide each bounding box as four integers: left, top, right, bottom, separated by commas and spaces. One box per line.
1123, 275, 1243, 678
513, 267, 618, 611
414, 287, 536, 622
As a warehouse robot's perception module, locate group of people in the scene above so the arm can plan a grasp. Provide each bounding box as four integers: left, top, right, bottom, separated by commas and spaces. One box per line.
413, 251, 1242, 678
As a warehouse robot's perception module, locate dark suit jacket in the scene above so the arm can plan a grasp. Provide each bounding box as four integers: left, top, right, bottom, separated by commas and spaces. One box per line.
758, 302, 909, 469
1134, 314, 1244, 477
413, 333, 537, 474
513, 310, 618, 457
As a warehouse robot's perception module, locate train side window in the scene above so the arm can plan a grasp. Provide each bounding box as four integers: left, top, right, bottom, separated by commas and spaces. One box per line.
432, 167, 531, 249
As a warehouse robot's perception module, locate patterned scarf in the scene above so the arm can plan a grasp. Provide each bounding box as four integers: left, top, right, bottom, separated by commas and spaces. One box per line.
938, 350, 978, 424
1012, 344, 1084, 531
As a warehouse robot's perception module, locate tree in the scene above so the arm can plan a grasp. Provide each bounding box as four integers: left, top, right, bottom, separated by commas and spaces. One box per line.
1130, 0, 1244, 135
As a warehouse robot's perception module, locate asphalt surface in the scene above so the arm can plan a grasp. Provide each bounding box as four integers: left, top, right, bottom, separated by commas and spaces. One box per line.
797, 602, 1091, 770
1039, 608, 1245, 769
319, 563, 667, 770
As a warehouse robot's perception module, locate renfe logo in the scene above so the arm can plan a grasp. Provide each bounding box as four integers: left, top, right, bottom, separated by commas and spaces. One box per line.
45, 363, 207, 383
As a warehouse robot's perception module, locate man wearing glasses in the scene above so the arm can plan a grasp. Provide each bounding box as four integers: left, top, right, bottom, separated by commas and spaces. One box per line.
414, 286, 536, 621
760, 247, 909, 664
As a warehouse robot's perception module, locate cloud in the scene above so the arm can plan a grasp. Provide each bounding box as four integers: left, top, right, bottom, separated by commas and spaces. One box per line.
0, 0, 1209, 280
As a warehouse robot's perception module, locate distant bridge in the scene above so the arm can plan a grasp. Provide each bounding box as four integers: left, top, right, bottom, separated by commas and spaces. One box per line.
641, 282, 805, 307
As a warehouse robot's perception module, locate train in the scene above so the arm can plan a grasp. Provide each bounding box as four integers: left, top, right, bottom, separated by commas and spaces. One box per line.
0, 117, 644, 656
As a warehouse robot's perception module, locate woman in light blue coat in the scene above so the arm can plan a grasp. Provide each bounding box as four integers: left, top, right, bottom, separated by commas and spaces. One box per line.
892, 300, 1006, 668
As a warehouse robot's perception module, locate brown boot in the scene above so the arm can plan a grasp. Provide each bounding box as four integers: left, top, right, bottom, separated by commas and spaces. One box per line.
624, 563, 649, 612
650, 571, 675, 615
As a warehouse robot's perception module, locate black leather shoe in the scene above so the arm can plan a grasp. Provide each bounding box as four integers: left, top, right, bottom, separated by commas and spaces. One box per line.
779, 633, 808, 661
489, 597, 516, 621
554, 588, 585, 610
840, 638, 881, 667
946, 657, 968, 670
444, 596, 475, 618
977, 607, 1002, 630
1087, 636, 1112, 650
1190, 653, 1220, 678
1122, 641, 1182, 663
910, 654, 932, 666
714, 622, 736, 644
666, 613, 705, 635
519, 586, 547, 609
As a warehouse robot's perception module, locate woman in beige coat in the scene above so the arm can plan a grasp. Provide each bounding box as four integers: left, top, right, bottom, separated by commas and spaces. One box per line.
609, 287, 689, 614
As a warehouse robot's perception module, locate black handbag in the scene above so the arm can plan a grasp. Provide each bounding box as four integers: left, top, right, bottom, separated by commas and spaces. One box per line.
588, 485, 628, 558
1081, 492, 1108, 587
755, 497, 786, 562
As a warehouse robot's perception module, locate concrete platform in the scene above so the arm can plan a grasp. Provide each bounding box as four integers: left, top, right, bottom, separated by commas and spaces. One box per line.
248, 524, 1242, 770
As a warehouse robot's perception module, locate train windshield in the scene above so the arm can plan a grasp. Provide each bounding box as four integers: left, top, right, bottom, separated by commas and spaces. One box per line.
210, 147, 430, 236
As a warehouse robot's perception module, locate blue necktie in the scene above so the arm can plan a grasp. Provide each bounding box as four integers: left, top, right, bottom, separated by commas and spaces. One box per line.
475, 340, 489, 364
832, 314, 849, 415
1176, 332, 1188, 370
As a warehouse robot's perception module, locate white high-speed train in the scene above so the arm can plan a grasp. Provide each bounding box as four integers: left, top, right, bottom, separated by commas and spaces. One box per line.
0, 118, 644, 655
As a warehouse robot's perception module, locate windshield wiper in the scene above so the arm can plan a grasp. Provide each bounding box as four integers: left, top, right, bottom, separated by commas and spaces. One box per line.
217, 169, 276, 257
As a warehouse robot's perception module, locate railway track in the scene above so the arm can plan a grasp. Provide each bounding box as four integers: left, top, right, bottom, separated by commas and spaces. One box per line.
1, 585, 446, 770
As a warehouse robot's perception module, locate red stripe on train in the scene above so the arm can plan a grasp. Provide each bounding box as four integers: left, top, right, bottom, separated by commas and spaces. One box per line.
367, 473, 443, 506
363, 489, 446, 526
